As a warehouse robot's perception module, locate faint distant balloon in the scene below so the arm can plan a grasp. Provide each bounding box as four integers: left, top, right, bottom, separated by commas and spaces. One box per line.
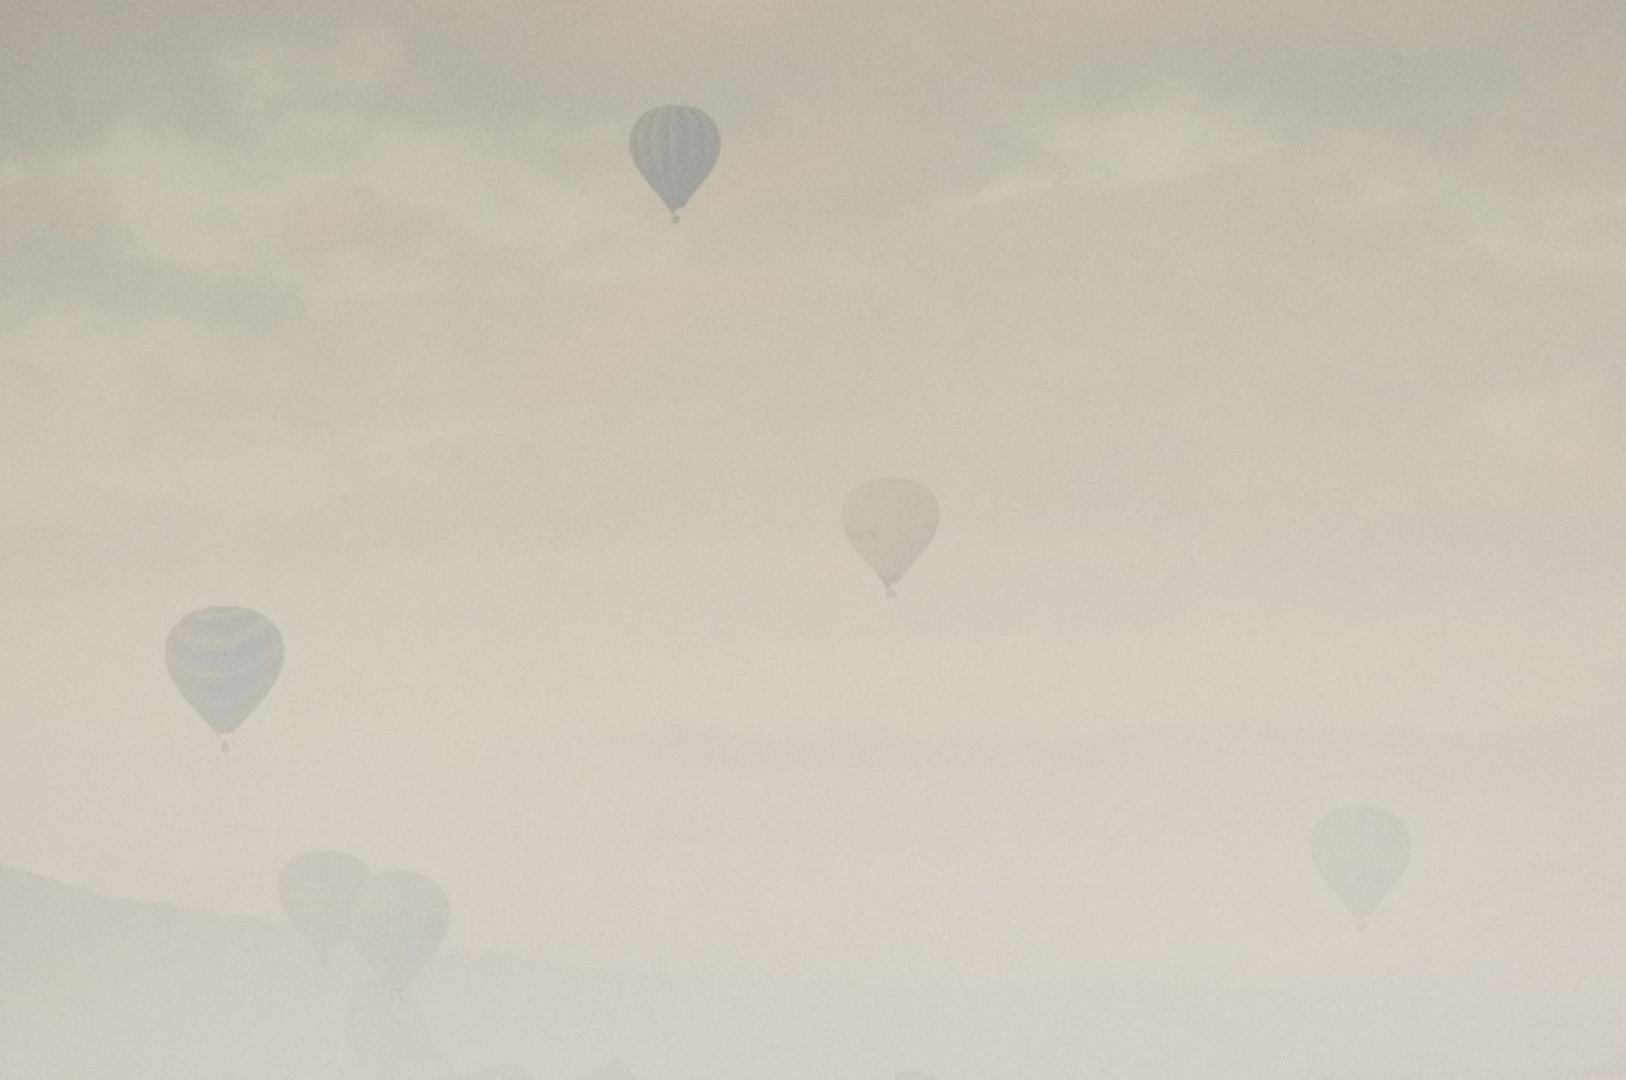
350, 871, 450, 987
279, 851, 369, 967
165, 606, 284, 751
630, 105, 720, 222
1312, 805, 1411, 930
843, 478, 939, 597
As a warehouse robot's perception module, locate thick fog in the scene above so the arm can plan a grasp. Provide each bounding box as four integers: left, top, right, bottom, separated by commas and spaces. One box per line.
2, 0, 1626, 1077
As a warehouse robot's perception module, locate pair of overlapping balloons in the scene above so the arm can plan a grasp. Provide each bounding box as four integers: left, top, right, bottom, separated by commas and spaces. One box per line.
279, 852, 449, 984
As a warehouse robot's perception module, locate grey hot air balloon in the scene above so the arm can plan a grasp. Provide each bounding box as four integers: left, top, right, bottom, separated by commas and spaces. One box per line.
280, 851, 370, 967
165, 606, 284, 751
350, 870, 450, 987
630, 105, 720, 222
1312, 805, 1411, 930
843, 478, 939, 597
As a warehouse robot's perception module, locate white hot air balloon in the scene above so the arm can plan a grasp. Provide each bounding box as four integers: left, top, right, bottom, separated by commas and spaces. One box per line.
349, 871, 450, 987
165, 606, 284, 751
1312, 805, 1411, 930
843, 478, 939, 597
630, 105, 720, 222
280, 851, 370, 967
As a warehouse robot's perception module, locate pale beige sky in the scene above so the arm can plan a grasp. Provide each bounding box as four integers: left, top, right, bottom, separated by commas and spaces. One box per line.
1, 0, 1624, 989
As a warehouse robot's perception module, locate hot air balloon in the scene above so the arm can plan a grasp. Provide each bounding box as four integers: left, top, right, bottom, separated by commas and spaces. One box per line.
1312, 805, 1411, 930
843, 478, 939, 597
280, 851, 370, 967
630, 105, 720, 222
165, 606, 284, 751
350, 871, 450, 987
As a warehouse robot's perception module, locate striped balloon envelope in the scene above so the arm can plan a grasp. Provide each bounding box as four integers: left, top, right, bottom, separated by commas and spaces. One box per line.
165, 606, 284, 751
630, 105, 721, 222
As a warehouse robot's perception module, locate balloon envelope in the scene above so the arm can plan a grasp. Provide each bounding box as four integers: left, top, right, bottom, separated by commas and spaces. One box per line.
1312, 805, 1411, 927
349, 871, 450, 986
630, 105, 720, 219
165, 607, 284, 736
843, 478, 939, 596
279, 851, 370, 965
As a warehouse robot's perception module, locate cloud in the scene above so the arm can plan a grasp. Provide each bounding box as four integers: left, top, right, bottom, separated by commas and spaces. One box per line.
1312, 130, 1626, 277
968, 94, 1282, 202
1443, 368, 1626, 505
0, 152, 298, 328
98, 114, 627, 299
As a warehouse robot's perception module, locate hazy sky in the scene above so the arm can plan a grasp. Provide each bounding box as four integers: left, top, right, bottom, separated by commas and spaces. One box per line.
2, 0, 1626, 990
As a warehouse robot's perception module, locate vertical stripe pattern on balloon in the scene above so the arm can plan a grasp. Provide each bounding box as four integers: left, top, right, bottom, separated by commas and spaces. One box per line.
630, 105, 721, 218
165, 607, 285, 736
